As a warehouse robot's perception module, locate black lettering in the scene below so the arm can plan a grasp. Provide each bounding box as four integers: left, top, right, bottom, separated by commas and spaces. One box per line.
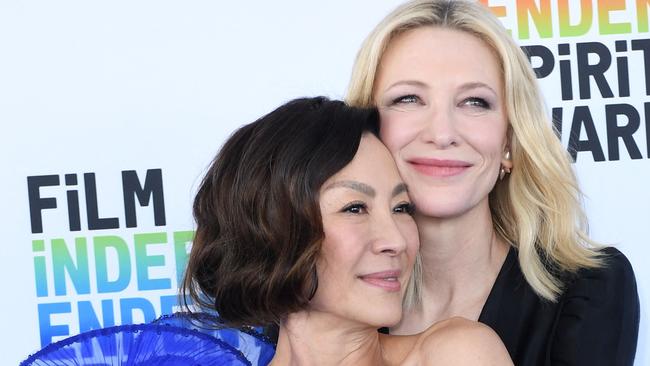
631, 39, 650, 96
84, 173, 119, 230
122, 169, 166, 228
522, 45, 555, 78
65, 174, 81, 231
605, 104, 642, 161
576, 42, 614, 99
27, 175, 59, 234
615, 41, 630, 97
568, 106, 605, 162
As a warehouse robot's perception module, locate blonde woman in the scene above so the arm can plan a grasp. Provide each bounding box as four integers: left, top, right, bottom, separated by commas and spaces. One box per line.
347, 1, 639, 365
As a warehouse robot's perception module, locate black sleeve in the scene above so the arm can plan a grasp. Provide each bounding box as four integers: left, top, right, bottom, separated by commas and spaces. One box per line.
550, 247, 640, 366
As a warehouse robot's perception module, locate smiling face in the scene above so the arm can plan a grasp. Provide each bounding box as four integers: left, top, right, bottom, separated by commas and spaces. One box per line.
373, 27, 512, 219
311, 133, 419, 327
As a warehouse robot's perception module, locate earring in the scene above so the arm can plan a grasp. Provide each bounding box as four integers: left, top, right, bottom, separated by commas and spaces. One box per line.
499, 151, 512, 181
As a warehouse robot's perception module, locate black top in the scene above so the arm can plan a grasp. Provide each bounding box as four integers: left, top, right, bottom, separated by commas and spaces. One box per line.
478, 246, 640, 366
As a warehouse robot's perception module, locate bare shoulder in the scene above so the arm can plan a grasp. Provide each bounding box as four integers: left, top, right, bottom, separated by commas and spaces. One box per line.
414, 317, 513, 366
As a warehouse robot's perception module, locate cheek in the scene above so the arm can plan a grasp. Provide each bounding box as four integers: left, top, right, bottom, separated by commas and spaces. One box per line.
406, 225, 420, 261
486, 132, 508, 160
311, 256, 342, 310
311, 229, 364, 308
398, 218, 419, 253
463, 119, 508, 160
379, 111, 418, 154
319, 227, 364, 277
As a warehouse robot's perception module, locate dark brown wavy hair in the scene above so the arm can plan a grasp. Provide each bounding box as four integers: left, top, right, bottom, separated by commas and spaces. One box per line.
182, 97, 379, 327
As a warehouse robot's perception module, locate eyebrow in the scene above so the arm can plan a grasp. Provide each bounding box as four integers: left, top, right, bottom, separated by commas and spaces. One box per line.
382, 80, 497, 96
457, 81, 498, 96
382, 80, 428, 93
392, 183, 408, 197
323, 180, 409, 198
324, 180, 375, 197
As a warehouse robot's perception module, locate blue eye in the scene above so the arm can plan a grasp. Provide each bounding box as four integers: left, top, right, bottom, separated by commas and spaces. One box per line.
341, 202, 368, 214
462, 97, 490, 109
393, 202, 415, 215
392, 94, 420, 105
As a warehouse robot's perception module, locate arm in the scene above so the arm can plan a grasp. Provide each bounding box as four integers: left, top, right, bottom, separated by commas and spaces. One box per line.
551, 247, 639, 366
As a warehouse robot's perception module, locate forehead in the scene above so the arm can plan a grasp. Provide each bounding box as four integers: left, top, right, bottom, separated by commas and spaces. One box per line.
322, 134, 402, 190
376, 26, 503, 90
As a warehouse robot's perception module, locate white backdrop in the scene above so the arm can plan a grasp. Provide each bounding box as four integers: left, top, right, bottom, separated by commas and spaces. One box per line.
1, 1, 647, 365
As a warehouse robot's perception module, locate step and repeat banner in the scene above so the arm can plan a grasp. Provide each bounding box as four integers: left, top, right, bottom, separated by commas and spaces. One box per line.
1, 1, 647, 365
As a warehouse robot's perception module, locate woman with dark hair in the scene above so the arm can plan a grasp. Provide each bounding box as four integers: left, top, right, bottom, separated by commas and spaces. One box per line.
182, 96, 513, 365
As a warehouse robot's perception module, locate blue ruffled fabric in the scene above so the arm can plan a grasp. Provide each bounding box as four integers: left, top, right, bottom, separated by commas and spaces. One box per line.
153, 312, 276, 366
21, 313, 276, 366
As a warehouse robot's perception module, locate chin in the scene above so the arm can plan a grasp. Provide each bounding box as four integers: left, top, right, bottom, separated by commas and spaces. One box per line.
361, 301, 403, 328
413, 188, 462, 207
413, 190, 484, 219
380, 313, 403, 328
415, 201, 470, 219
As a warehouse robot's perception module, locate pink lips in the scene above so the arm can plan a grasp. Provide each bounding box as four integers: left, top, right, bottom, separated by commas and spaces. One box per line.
358, 270, 401, 292
408, 158, 472, 177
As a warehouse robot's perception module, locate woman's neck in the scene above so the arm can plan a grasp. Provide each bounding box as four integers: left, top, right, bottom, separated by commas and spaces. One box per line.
270, 310, 387, 366
417, 201, 504, 278
392, 199, 509, 334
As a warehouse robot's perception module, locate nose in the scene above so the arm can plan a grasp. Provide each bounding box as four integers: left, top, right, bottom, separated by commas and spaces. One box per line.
371, 213, 410, 256
418, 107, 458, 148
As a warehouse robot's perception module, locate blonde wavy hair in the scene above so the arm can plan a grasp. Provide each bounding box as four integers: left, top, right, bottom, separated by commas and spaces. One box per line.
346, 0, 602, 303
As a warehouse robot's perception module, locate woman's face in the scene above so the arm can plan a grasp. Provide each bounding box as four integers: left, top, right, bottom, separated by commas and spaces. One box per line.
312, 133, 419, 327
373, 27, 512, 219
